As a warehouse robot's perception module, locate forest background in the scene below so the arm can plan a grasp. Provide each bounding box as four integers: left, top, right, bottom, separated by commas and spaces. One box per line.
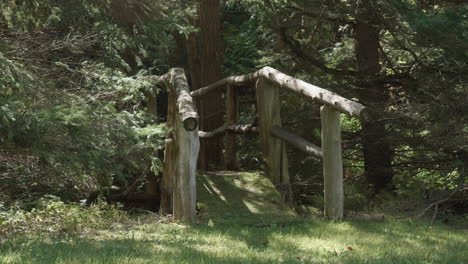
0, 0, 467, 223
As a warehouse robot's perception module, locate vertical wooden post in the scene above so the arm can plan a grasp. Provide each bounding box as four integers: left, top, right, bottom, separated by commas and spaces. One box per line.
162, 68, 199, 224
160, 85, 176, 214
256, 77, 292, 203
143, 91, 159, 211
225, 84, 239, 170
173, 114, 199, 223
320, 105, 344, 219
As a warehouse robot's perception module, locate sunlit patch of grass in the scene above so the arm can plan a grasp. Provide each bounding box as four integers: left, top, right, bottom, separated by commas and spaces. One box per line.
1, 172, 467, 264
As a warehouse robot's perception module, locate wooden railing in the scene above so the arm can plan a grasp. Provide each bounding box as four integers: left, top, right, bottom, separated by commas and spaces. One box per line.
193, 66, 370, 220
157, 66, 369, 223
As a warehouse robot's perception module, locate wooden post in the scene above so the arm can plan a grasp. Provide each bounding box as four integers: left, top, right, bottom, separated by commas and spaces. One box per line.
256, 77, 292, 204
225, 84, 239, 170
160, 84, 176, 214
320, 105, 344, 219
171, 68, 199, 224
161, 68, 199, 224
143, 90, 159, 211
173, 114, 199, 223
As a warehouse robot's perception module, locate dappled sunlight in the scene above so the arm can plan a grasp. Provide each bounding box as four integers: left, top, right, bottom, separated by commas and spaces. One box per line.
2, 172, 467, 263
2, 210, 467, 264
197, 172, 295, 223
202, 181, 228, 202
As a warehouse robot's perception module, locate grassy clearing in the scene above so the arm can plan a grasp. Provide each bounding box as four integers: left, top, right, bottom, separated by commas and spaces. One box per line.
1, 172, 467, 264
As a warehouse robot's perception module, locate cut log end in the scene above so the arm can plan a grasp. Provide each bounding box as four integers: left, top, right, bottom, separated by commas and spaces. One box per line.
183, 118, 198, 131
359, 107, 374, 123
180, 111, 198, 131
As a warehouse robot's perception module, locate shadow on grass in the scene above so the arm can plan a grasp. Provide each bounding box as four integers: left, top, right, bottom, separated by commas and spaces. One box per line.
197, 172, 295, 225
193, 172, 467, 263
1, 172, 467, 264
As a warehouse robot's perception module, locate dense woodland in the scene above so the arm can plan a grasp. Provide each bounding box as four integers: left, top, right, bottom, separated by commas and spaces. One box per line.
0, 0, 467, 263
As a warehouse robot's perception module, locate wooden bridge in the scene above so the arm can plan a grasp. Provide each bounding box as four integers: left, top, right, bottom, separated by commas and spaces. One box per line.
155, 67, 370, 223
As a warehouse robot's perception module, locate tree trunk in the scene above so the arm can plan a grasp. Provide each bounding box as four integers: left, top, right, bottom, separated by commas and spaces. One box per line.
354, 0, 393, 193
185, 0, 224, 170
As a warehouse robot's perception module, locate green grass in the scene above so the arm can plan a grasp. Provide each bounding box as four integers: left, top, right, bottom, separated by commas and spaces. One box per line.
1, 172, 467, 264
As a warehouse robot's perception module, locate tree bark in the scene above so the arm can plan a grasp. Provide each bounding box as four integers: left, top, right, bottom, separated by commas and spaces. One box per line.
256, 77, 292, 204
354, 0, 393, 193
160, 81, 176, 214
199, 124, 258, 138
321, 105, 344, 219
225, 84, 239, 170
185, 0, 224, 170
161, 68, 199, 223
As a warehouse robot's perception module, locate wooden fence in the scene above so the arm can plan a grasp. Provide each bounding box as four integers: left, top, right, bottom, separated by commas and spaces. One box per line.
158, 68, 199, 224
159, 67, 370, 223
193, 67, 370, 220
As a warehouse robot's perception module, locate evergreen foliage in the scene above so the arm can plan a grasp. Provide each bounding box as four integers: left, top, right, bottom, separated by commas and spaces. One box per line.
0, 0, 466, 217
0, 0, 192, 206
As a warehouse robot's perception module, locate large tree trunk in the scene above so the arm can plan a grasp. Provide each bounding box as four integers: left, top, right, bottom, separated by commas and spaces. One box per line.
185, 0, 224, 170
354, 1, 393, 193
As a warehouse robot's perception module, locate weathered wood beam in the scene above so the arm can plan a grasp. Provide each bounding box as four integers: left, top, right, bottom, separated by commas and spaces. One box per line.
190, 72, 259, 97
199, 125, 228, 138
228, 125, 259, 134
258, 67, 371, 121
172, 113, 199, 224
190, 67, 370, 121
321, 105, 344, 220
198, 124, 259, 139
256, 77, 292, 204
162, 68, 199, 224
168, 68, 199, 131
160, 81, 176, 214
271, 125, 323, 158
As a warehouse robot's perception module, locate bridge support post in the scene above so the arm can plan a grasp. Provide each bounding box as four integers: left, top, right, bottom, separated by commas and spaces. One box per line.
161, 68, 199, 224
172, 113, 199, 224
256, 77, 292, 204
321, 105, 344, 219
160, 84, 176, 215
225, 84, 239, 170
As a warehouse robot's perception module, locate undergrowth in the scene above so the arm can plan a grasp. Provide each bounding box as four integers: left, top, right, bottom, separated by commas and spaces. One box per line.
0, 195, 127, 242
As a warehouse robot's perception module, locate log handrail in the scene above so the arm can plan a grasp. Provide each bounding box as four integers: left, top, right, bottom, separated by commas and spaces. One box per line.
160, 68, 198, 131
199, 124, 259, 139
191, 66, 371, 121
271, 126, 323, 158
